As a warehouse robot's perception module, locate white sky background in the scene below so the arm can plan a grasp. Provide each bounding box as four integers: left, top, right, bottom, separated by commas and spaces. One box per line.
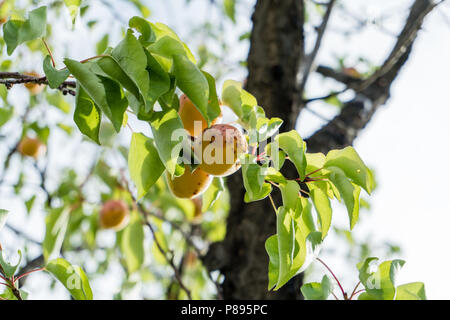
1, 0, 450, 299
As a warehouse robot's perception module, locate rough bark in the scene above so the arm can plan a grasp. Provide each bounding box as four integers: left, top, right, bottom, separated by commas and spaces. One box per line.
204, 0, 305, 299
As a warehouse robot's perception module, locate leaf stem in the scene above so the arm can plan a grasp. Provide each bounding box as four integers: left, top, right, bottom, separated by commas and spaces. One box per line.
42, 38, 56, 67
14, 267, 45, 283
268, 193, 278, 213
316, 257, 346, 299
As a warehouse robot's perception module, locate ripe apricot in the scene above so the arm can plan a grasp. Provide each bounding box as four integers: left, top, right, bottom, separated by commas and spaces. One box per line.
24, 72, 45, 95
167, 165, 212, 199
17, 136, 46, 159
178, 94, 222, 137
99, 200, 130, 231
194, 124, 248, 177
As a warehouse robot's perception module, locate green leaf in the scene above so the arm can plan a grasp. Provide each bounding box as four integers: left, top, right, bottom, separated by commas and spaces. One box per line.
150, 108, 187, 177
65, 59, 127, 132
111, 29, 150, 110
275, 130, 307, 180
301, 275, 333, 300
120, 213, 145, 274
395, 282, 426, 300
265, 235, 279, 290
46, 258, 93, 300
96, 34, 109, 55
64, 0, 81, 25
279, 180, 300, 211
129, 16, 155, 45
224, 0, 236, 23
0, 209, 8, 232
256, 117, 283, 142
64, 59, 112, 121
43, 55, 70, 89
99, 76, 128, 132
324, 146, 374, 193
128, 133, 165, 199
74, 85, 101, 144
241, 155, 272, 202
202, 178, 225, 211
202, 71, 222, 124
276, 207, 295, 289
145, 50, 171, 108
172, 54, 210, 124
221, 80, 258, 120
358, 257, 405, 300
43, 207, 70, 262
3, 6, 47, 55
327, 166, 361, 229
149, 22, 196, 64
310, 187, 332, 239
0, 250, 22, 278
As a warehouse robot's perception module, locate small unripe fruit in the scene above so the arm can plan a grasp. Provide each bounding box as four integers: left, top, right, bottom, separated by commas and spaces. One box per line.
167, 165, 212, 199
194, 124, 248, 177
24, 72, 44, 95
17, 136, 46, 159
178, 94, 222, 137
99, 200, 130, 231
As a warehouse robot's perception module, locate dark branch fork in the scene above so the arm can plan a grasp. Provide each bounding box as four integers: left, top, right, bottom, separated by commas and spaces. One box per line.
306, 0, 443, 153
0, 72, 76, 96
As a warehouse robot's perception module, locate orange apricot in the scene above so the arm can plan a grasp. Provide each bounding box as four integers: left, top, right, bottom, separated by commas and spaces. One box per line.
178, 94, 222, 137
17, 136, 46, 159
194, 124, 248, 177
99, 200, 130, 231
167, 165, 212, 199
24, 72, 45, 95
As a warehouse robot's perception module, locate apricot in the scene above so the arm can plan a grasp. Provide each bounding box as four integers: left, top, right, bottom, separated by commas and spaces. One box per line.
167, 165, 212, 199
99, 200, 130, 231
194, 124, 248, 177
17, 136, 46, 159
178, 94, 222, 137
24, 72, 45, 95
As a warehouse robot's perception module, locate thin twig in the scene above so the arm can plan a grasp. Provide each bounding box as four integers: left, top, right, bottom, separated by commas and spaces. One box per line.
298, 0, 336, 96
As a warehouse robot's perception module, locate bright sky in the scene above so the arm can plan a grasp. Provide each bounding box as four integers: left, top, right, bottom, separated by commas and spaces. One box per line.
1, 0, 450, 299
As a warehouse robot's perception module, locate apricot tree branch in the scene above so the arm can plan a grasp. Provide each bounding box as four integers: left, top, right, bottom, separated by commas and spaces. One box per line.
0, 72, 76, 96
306, 0, 440, 153
298, 0, 336, 97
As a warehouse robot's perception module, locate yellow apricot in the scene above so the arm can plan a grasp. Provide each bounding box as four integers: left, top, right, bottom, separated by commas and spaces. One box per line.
178, 94, 222, 137
17, 136, 46, 159
167, 165, 212, 199
24, 72, 45, 95
194, 124, 248, 177
99, 200, 130, 231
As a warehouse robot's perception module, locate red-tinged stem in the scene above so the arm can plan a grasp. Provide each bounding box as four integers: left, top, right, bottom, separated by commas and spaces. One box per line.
14, 267, 45, 283
306, 167, 324, 177
0, 274, 8, 282
316, 257, 347, 300
331, 291, 339, 300
349, 281, 361, 300
256, 151, 266, 161
350, 289, 365, 299
42, 38, 56, 67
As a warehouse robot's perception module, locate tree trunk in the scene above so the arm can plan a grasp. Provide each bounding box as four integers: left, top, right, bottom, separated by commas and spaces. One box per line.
204, 0, 305, 299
